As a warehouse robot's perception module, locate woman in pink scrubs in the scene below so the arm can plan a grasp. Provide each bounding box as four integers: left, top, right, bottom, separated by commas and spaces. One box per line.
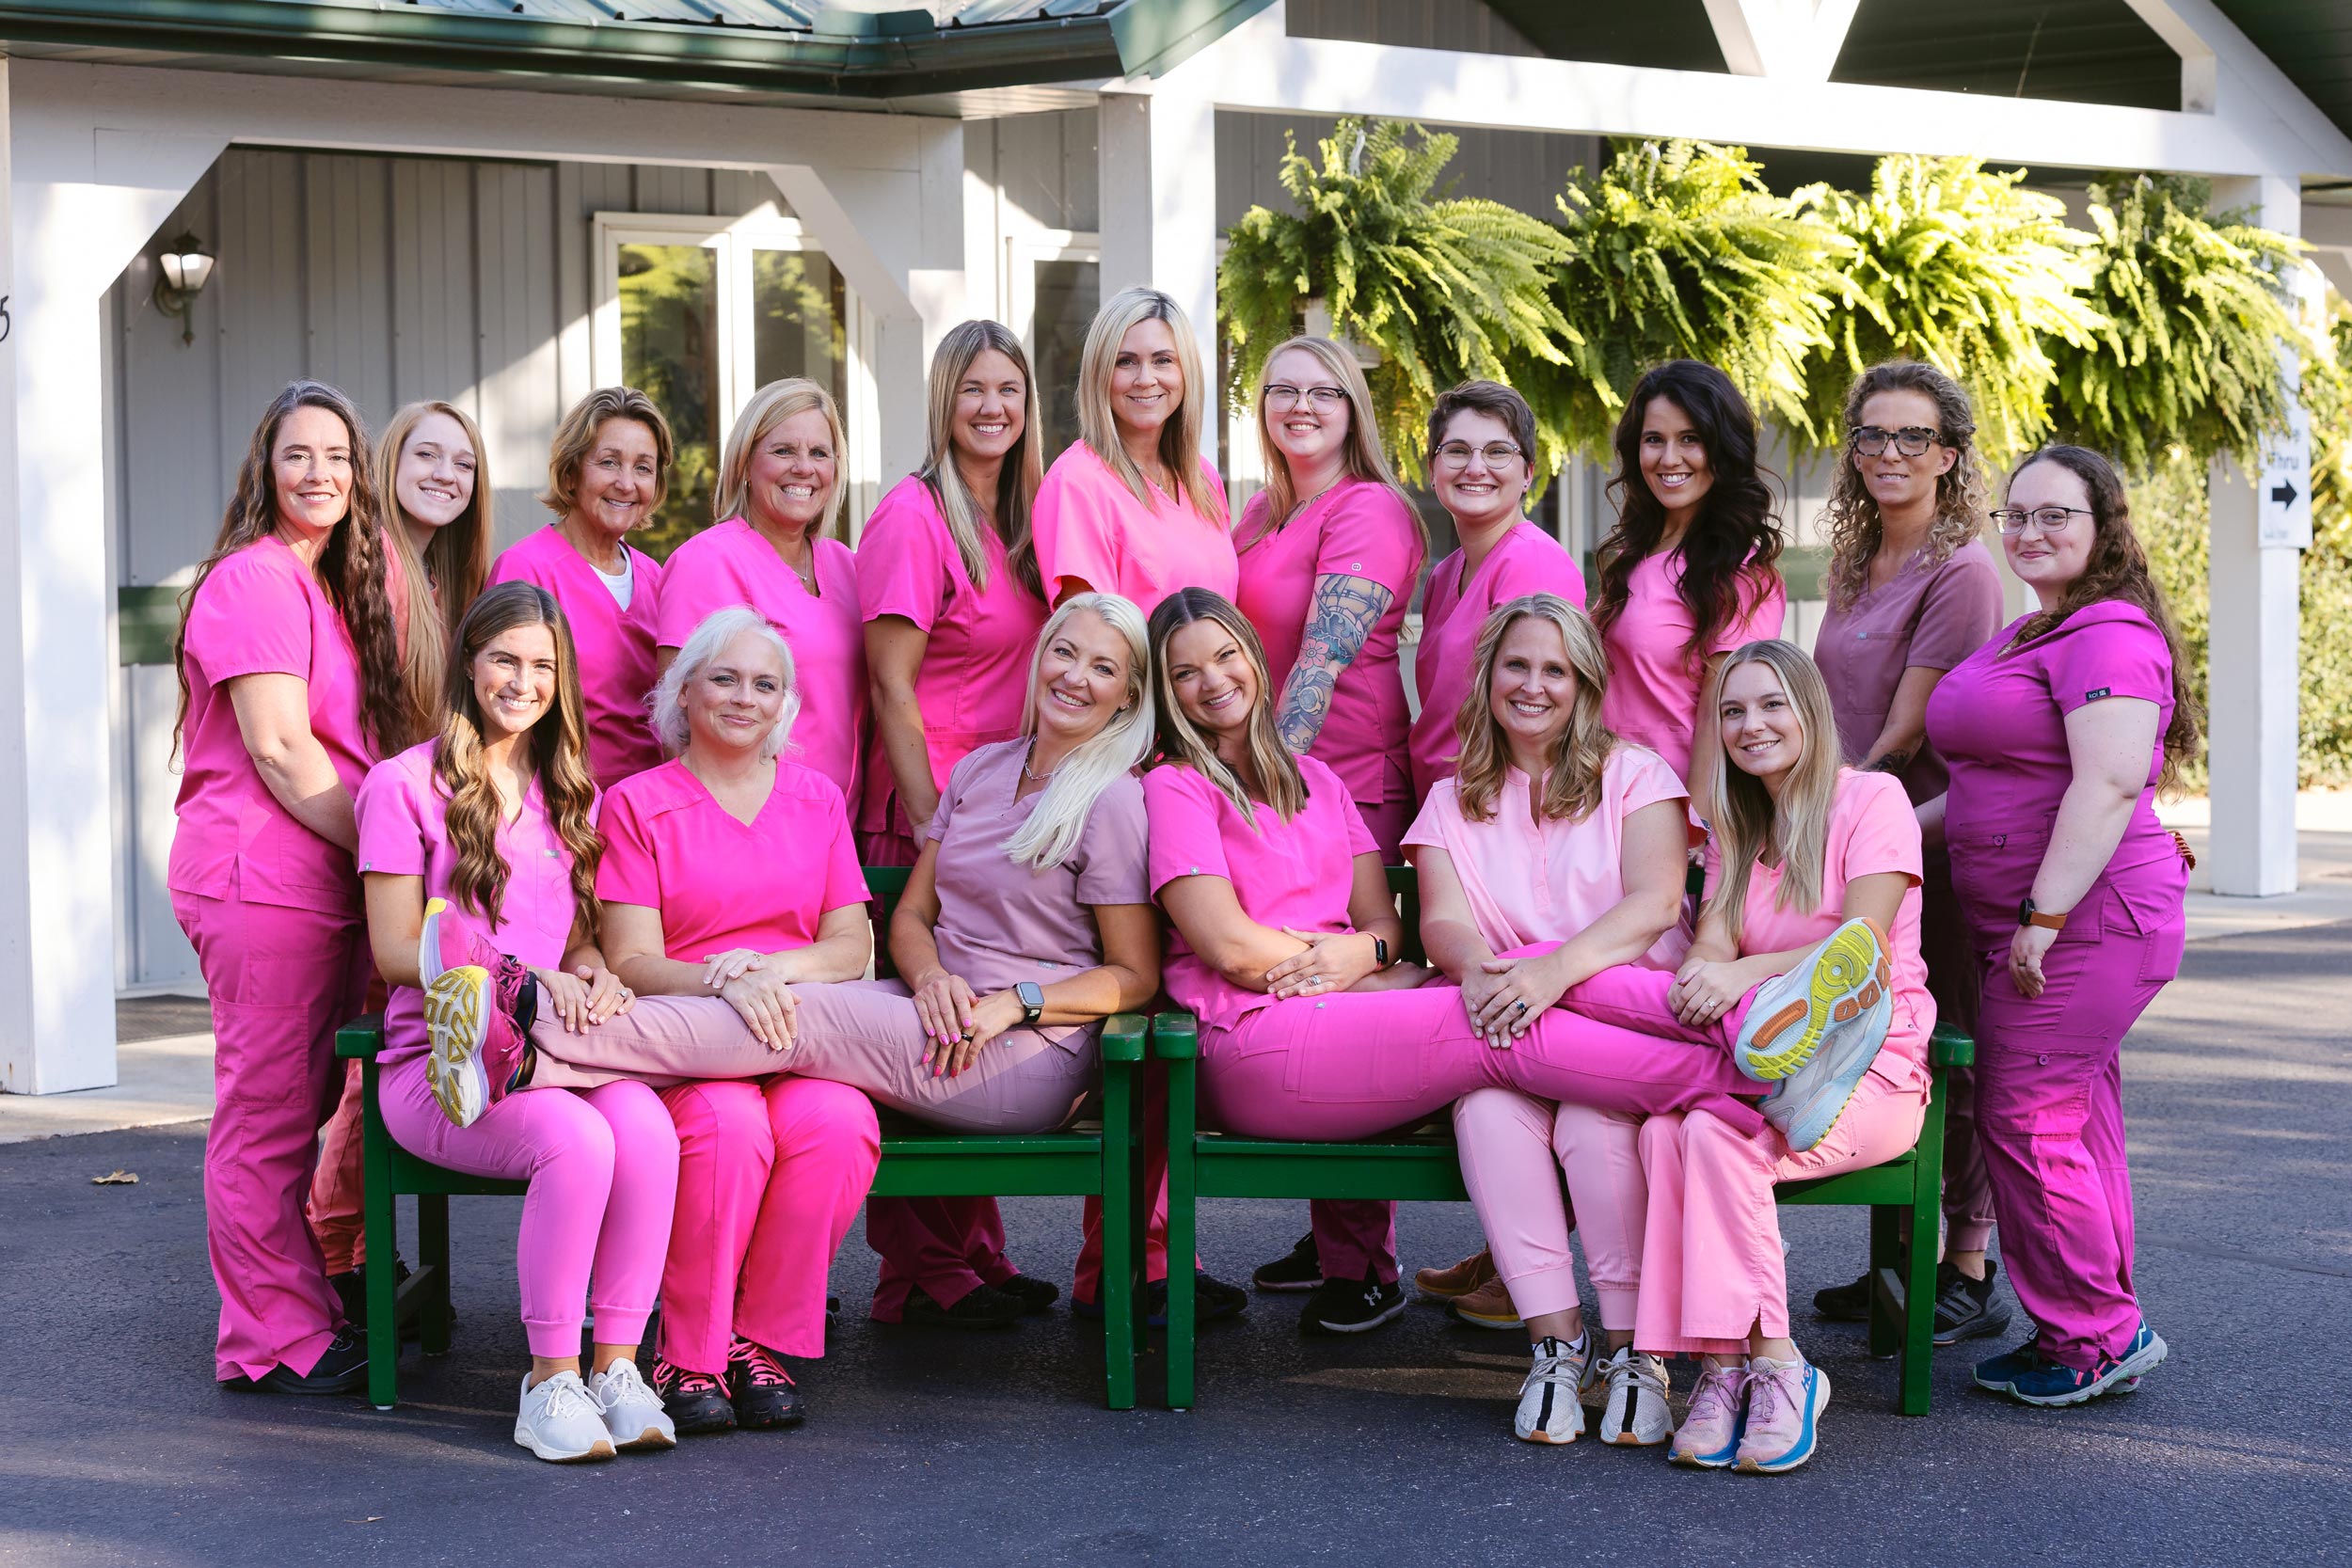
660, 378, 866, 803
1809, 361, 2008, 1342
364, 582, 679, 1463
1592, 360, 1786, 800
1032, 287, 1234, 611
1406, 593, 1691, 1446
169, 380, 408, 1396
1407, 380, 1585, 801
1925, 446, 2195, 1407
860, 321, 1050, 865
487, 388, 671, 791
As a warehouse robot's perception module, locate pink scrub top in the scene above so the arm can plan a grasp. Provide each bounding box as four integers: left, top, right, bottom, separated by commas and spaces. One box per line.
596, 757, 869, 962
1926, 601, 2186, 940
925, 739, 1151, 1050
1703, 767, 1931, 1093
1409, 522, 1586, 801
856, 475, 1049, 838
657, 517, 867, 805
1815, 540, 2002, 805
1032, 441, 1235, 611
168, 537, 376, 915
356, 741, 585, 1063
487, 525, 665, 793
1599, 547, 1785, 783
1404, 743, 1692, 972
1234, 480, 1424, 812
1144, 754, 1377, 1035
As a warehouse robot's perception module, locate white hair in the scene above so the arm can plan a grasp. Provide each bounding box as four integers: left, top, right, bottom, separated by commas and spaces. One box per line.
1000, 593, 1153, 872
651, 605, 800, 762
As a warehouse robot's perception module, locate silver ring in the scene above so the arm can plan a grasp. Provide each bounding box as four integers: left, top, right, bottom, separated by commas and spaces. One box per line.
1513, 1001, 1528, 1014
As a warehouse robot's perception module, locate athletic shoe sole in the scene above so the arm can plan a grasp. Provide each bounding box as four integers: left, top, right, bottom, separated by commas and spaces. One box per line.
1669, 1438, 1740, 1469
1254, 1277, 1326, 1293
1933, 1301, 2013, 1347
514, 1430, 616, 1464
612, 1423, 678, 1450
1450, 1301, 1526, 1330
1735, 1365, 1829, 1474
422, 965, 492, 1128
2004, 1331, 2169, 1407
1305, 1295, 1408, 1335
1737, 918, 1891, 1082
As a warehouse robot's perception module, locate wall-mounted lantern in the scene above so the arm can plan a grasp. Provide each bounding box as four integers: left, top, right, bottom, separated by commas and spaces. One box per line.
151, 231, 216, 347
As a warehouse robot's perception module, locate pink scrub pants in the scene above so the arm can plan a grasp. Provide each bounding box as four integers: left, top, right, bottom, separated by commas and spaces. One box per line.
378, 1059, 677, 1358
1454, 1092, 1642, 1330
173, 885, 373, 1384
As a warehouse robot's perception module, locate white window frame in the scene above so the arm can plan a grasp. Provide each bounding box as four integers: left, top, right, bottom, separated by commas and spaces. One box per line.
1004, 229, 1100, 358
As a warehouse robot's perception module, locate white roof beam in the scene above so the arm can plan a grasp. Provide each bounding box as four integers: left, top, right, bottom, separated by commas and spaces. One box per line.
2125, 0, 2352, 179
1702, 0, 1861, 84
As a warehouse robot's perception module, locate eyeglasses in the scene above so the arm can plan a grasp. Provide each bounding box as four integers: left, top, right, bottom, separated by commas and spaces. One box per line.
1989, 506, 2094, 535
1850, 425, 1945, 457
1435, 441, 1525, 469
1263, 383, 1348, 412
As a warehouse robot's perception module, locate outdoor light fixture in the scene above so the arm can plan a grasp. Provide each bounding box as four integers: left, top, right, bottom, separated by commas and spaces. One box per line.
151, 230, 216, 347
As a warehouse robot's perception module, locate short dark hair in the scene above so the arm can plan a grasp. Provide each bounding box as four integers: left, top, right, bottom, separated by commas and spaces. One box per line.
1425, 380, 1536, 468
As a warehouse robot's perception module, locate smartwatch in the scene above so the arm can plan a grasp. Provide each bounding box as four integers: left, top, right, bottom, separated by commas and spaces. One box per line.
1015, 981, 1046, 1026
2016, 898, 2069, 932
1371, 935, 1391, 970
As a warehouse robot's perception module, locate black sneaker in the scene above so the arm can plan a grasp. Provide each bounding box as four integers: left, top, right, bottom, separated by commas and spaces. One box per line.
1812, 1269, 1873, 1323
1251, 1232, 1325, 1292
1932, 1259, 2012, 1346
996, 1275, 1060, 1314
241, 1329, 369, 1396
651, 1354, 737, 1435
1300, 1267, 1407, 1336
329, 1259, 425, 1341
900, 1282, 1025, 1329
725, 1338, 805, 1429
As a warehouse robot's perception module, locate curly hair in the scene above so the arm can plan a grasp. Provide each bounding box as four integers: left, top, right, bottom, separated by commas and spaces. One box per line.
1821, 361, 1989, 610
1450, 594, 1619, 827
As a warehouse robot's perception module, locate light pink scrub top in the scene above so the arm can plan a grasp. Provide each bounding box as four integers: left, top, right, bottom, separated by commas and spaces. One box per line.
1144, 754, 1377, 1036
1234, 480, 1424, 814
1599, 548, 1785, 783
487, 526, 665, 793
1032, 442, 1235, 611
1404, 744, 1692, 972
658, 517, 867, 804
856, 475, 1050, 839
1409, 522, 1586, 801
357, 741, 586, 1064
596, 757, 869, 963
1815, 540, 2002, 805
926, 739, 1151, 1051
1704, 768, 1931, 1094
169, 537, 376, 915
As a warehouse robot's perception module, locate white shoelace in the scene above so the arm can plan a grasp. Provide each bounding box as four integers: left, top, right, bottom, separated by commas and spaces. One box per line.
594, 1360, 652, 1409
1743, 1359, 1802, 1426
1685, 1364, 1746, 1426
1608, 1351, 1669, 1400
533, 1373, 601, 1422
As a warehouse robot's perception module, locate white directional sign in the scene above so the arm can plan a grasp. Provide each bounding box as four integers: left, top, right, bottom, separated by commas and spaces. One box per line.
2257, 405, 2312, 549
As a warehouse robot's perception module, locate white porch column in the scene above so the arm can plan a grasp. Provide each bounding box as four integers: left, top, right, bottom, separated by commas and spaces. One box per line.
2205, 172, 2305, 896
0, 64, 223, 1090
1096, 91, 1218, 379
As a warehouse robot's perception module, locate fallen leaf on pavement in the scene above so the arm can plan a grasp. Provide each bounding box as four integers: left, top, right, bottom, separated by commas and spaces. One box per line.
91, 1170, 139, 1185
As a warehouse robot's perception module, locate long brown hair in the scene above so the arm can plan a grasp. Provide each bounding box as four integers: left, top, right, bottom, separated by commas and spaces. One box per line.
1822, 360, 1988, 610
378, 401, 496, 741
433, 582, 603, 947
1147, 588, 1307, 823
2004, 445, 2204, 791
1451, 594, 1619, 826
174, 380, 407, 759
1700, 640, 1843, 948
921, 320, 1045, 597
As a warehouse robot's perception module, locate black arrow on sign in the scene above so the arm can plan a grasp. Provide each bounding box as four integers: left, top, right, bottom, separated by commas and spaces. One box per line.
2271, 479, 2299, 507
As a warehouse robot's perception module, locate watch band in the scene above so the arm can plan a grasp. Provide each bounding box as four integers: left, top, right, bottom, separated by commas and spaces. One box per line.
1015, 981, 1045, 1026
2018, 898, 2069, 932
1372, 935, 1391, 970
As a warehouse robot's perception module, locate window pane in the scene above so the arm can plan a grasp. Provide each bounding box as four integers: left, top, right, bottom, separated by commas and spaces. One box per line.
753, 246, 848, 430
618, 242, 720, 560
1032, 259, 1098, 464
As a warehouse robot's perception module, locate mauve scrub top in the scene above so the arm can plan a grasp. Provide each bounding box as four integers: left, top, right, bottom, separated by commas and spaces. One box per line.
1815, 539, 2003, 805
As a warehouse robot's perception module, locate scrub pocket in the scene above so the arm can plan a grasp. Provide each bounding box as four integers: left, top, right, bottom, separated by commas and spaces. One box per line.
1974, 1035, 2104, 1140
1279, 998, 1434, 1105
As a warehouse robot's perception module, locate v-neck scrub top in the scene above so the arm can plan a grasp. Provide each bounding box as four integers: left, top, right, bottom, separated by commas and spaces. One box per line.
1599, 548, 1785, 783
487, 525, 665, 792
657, 517, 868, 805
1815, 540, 2002, 805
1032, 442, 1235, 611
1409, 522, 1586, 801
596, 757, 869, 962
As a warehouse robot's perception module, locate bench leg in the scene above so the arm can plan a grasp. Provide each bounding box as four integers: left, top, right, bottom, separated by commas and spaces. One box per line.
1867, 1204, 1901, 1360
1897, 1077, 1951, 1417
1099, 1061, 1137, 1412
418, 1193, 454, 1355
1163, 1054, 1199, 1410
358, 1059, 402, 1410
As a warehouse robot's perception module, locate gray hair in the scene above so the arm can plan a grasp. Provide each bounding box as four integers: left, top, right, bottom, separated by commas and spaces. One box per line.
650, 605, 799, 762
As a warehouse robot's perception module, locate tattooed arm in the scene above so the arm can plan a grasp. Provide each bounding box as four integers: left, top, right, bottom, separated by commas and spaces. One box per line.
1275, 573, 1396, 755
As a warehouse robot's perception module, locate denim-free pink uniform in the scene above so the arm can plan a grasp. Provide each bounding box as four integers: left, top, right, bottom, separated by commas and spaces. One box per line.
1927, 602, 2186, 1370
597, 757, 880, 1370
1404, 746, 1690, 1330
1597, 549, 1784, 783
1408, 523, 1586, 802
1032, 442, 1235, 612
357, 743, 678, 1358
486, 525, 665, 792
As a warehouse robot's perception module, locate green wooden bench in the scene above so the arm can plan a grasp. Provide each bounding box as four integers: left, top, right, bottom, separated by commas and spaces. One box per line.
334, 863, 1149, 1411
1153, 864, 1972, 1415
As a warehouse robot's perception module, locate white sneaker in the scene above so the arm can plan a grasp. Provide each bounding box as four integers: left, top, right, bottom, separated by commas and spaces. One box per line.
1592, 1345, 1674, 1446
514, 1370, 617, 1464
1513, 1336, 1590, 1444
588, 1357, 677, 1451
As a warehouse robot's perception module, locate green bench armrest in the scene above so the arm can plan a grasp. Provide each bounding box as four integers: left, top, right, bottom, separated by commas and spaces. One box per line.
1152, 1010, 1200, 1060
1100, 1012, 1148, 1063
337, 1013, 385, 1060
1929, 1022, 1975, 1069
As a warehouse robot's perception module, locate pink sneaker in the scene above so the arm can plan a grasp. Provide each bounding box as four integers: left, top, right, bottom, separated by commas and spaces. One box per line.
1734, 1354, 1828, 1473
420, 898, 537, 1129
1668, 1360, 1746, 1468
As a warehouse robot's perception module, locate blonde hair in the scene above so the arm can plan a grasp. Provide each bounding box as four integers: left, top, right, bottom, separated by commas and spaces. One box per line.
999, 594, 1153, 871
541, 387, 673, 518
1823, 360, 1989, 610
1248, 336, 1425, 554
1699, 640, 1843, 948
1451, 594, 1618, 826
378, 401, 494, 745
921, 322, 1043, 595
650, 606, 799, 762
1147, 588, 1306, 823
1076, 287, 1220, 523
715, 377, 847, 538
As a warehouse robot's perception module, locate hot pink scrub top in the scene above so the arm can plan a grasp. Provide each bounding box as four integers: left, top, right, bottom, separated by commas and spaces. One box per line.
1926, 601, 2187, 942
596, 757, 868, 962
926, 739, 1151, 1050
1032, 442, 1235, 611
1704, 768, 1931, 1093
657, 518, 867, 805
856, 475, 1049, 838
487, 526, 665, 793
356, 741, 585, 1063
1144, 754, 1377, 1035
1409, 522, 1586, 801
1234, 480, 1424, 812
1404, 743, 1692, 972
169, 537, 376, 915
1816, 540, 2002, 805
1599, 548, 1785, 783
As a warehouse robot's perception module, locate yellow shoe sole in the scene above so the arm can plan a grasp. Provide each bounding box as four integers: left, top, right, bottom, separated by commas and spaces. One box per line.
1740, 920, 1889, 1082
422, 965, 490, 1126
